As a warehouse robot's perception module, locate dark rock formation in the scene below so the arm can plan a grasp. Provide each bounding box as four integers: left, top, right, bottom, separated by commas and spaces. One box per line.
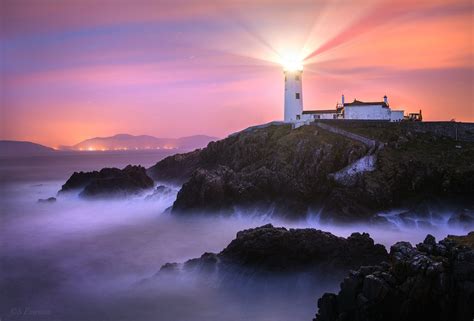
147, 149, 202, 184
148, 122, 474, 221
159, 224, 388, 276
314, 233, 474, 321
150, 124, 370, 219
37, 197, 56, 203
59, 165, 154, 198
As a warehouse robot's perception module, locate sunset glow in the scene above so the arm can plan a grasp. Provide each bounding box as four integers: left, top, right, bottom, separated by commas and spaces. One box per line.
1, 0, 473, 147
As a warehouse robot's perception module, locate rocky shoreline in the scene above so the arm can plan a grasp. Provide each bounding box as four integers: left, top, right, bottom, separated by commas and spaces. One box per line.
157, 225, 474, 321
53, 122, 474, 225
315, 232, 474, 321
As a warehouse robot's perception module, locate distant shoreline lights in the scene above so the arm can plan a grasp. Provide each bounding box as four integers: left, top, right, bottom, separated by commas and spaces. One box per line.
76, 146, 178, 152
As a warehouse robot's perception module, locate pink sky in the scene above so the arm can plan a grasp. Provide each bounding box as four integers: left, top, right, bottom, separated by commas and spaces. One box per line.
1, 0, 473, 147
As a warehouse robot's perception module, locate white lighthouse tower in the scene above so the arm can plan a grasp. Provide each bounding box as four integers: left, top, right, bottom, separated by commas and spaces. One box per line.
284, 64, 303, 122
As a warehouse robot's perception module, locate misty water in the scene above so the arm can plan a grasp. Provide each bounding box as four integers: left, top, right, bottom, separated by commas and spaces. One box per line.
0, 152, 470, 321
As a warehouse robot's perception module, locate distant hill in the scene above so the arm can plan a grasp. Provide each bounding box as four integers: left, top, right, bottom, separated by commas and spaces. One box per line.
0, 140, 56, 158
66, 134, 218, 151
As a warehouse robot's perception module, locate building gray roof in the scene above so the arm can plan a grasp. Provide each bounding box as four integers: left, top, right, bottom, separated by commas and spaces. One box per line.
302, 109, 337, 114
344, 99, 388, 108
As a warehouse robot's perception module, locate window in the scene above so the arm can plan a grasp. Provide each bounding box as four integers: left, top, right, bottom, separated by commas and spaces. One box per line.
295, 75, 300, 81
296, 115, 301, 120
295, 93, 300, 99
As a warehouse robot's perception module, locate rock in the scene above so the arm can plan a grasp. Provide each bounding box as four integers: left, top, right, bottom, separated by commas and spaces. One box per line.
147, 122, 474, 222
152, 125, 370, 219
362, 274, 389, 301
184, 252, 219, 273
172, 166, 243, 214
59, 171, 99, 192
37, 197, 56, 203
424, 234, 436, 245
158, 224, 388, 277
447, 231, 474, 249
59, 165, 154, 198
159, 263, 179, 273
316, 294, 338, 321
147, 149, 202, 184
155, 185, 173, 194
314, 233, 474, 321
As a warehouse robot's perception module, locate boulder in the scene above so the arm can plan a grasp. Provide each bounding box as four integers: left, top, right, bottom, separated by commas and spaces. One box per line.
59, 165, 154, 198
159, 224, 388, 276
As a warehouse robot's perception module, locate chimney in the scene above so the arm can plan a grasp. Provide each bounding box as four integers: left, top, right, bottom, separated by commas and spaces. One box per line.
383, 95, 388, 105
341, 94, 345, 105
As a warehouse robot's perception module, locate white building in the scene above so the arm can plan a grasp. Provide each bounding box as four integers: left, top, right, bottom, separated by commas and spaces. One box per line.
283, 67, 405, 122
343, 96, 404, 122
302, 110, 339, 120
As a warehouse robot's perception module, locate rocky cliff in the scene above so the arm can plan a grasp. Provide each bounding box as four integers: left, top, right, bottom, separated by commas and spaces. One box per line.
148, 122, 474, 222
314, 232, 474, 321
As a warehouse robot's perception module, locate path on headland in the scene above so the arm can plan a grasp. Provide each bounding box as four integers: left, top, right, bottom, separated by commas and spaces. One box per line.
314, 122, 384, 185
314, 122, 379, 149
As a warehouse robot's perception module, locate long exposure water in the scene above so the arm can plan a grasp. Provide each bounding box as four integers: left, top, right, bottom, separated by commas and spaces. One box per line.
0, 151, 470, 321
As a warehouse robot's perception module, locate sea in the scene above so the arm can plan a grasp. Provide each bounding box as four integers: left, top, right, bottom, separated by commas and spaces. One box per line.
0, 150, 469, 321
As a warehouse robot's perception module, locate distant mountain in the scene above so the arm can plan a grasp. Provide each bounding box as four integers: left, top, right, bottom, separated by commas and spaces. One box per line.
0, 140, 56, 158
66, 134, 218, 151
173, 135, 220, 150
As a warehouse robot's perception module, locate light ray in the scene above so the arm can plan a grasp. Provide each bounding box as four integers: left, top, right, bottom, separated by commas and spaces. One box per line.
303, 0, 412, 62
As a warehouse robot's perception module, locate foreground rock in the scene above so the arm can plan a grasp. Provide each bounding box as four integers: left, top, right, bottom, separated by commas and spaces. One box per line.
159, 224, 388, 277
314, 233, 474, 321
59, 165, 154, 198
148, 121, 474, 221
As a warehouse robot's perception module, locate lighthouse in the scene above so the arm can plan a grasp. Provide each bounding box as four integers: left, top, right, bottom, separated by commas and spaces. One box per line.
283, 64, 303, 122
